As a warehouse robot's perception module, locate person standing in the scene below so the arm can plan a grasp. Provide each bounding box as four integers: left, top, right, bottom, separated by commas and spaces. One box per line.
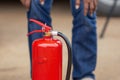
20, 0, 97, 80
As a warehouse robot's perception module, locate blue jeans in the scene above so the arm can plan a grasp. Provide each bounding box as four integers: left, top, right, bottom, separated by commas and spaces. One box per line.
27, 0, 97, 79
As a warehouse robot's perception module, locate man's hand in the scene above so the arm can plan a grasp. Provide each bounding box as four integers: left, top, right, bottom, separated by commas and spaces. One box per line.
75, 0, 98, 16
20, 0, 45, 10
20, 0, 31, 10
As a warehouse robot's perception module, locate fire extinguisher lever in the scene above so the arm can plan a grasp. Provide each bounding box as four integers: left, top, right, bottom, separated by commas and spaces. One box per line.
30, 19, 52, 32
27, 19, 52, 36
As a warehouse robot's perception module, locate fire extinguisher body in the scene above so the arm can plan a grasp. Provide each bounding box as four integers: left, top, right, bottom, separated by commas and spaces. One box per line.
32, 36, 62, 80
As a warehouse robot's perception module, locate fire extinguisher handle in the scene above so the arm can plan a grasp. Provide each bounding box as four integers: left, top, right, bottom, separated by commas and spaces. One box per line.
27, 30, 44, 36
27, 19, 52, 36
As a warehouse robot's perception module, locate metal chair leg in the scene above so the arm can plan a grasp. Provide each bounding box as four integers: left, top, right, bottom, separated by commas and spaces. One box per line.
100, 0, 118, 38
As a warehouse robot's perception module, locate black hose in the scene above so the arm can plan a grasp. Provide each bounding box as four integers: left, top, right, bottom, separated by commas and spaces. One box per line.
57, 32, 72, 80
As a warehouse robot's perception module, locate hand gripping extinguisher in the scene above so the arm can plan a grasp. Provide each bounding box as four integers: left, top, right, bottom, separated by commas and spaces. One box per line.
27, 19, 72, 80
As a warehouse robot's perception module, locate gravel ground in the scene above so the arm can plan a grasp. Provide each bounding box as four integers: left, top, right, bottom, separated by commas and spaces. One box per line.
0, 3, 120, 80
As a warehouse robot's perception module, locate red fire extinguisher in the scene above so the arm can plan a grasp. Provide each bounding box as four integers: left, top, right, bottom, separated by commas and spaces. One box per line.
27, 19, 72, 80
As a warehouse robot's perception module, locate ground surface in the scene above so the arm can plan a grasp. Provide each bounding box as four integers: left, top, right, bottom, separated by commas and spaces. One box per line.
0, 3, 120, 80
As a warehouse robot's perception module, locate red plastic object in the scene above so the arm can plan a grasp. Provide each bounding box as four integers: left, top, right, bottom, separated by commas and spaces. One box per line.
32, 36, 62, 80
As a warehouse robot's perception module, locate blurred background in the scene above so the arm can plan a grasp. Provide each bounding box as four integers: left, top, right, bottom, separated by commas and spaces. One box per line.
0, 0, 120, 80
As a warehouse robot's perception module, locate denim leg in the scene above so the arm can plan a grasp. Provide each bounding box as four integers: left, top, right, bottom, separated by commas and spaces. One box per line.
27, 0, 53, 76
70, 0, 97, 79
